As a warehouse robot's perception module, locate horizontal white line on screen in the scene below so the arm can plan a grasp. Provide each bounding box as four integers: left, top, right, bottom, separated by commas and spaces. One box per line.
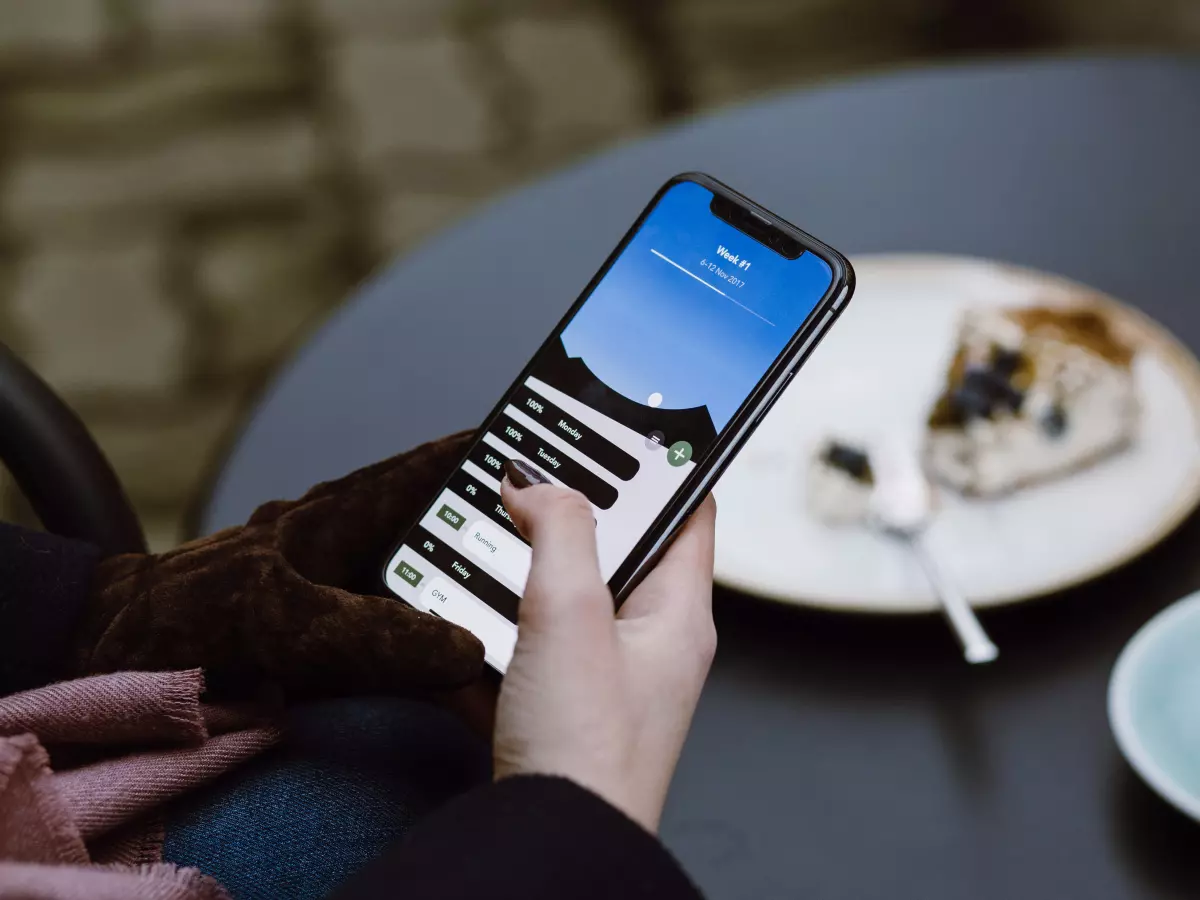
650, 248, 775, 327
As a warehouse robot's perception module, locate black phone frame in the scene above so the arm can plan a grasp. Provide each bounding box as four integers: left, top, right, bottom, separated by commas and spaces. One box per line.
380, 172, 855, 665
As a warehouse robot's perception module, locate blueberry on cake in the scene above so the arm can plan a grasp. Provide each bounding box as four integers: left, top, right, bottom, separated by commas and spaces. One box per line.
924, 304, 1139, 496
807, 440, 875, 524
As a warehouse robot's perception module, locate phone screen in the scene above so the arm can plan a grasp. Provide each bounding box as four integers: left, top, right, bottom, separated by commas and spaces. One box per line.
384, 179, 837, 671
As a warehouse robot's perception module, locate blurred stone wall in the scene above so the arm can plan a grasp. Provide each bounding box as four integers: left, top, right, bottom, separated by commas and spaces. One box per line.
0, 0, 1196, 549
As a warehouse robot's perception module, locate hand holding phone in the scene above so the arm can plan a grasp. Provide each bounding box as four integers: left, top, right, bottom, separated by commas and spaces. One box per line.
493, 478, 717, 834
383, 173, 853, 673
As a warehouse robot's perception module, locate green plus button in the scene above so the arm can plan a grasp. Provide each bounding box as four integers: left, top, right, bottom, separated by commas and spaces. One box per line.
395, 561, 424, 587
667, 441, 693, 467
437, 504, 466, 530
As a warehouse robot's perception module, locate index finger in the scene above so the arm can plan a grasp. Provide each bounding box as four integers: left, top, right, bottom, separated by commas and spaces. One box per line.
617, 494, 716, 623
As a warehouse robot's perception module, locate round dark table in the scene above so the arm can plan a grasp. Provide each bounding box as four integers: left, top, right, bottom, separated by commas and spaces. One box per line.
202, 57, 1200, 898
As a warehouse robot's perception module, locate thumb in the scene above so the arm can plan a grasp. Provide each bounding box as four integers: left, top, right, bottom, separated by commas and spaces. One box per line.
258, 581, 485, 697
499, 475, 611, 634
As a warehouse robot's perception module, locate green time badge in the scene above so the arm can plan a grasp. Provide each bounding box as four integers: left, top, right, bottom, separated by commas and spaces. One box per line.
667, 440, 693, 467
437, 504, 466, 530
395, 561, 424, 587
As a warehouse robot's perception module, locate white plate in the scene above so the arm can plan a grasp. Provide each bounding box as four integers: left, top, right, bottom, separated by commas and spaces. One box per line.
1109, 591, 1200, 821
714, 254, 1200, 611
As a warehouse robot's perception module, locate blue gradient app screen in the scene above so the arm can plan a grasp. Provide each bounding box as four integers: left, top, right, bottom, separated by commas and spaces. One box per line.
386, 180, 835, 671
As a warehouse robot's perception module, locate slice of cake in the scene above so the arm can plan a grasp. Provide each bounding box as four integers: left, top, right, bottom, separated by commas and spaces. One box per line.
924, 304, 1140, 496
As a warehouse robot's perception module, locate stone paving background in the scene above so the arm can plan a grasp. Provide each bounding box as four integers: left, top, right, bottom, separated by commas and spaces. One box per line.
1, 0, 1197, 549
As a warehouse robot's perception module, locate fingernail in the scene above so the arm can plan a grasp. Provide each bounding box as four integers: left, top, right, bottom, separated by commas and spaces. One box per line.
504, 459, 550, 489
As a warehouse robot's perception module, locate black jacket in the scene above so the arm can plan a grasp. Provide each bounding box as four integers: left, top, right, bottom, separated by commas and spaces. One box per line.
0, 521, 702, 900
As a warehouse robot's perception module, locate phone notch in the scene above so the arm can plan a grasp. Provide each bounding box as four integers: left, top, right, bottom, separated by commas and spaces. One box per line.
709, 194, 803, 259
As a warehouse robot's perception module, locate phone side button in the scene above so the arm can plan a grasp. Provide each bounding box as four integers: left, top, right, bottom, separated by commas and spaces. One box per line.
757, 371, 796, 424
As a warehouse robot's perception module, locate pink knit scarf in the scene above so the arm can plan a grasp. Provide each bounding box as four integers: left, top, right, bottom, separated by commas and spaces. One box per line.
0, 670, 279, 900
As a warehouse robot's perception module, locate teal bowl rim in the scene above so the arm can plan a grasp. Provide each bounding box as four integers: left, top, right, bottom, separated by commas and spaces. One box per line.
1108, 591, 1200, 822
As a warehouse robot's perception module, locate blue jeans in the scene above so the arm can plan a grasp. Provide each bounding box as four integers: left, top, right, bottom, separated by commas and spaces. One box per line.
163, 699, 490, 900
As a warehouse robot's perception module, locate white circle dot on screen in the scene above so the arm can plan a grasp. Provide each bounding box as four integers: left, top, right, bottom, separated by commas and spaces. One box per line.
648, 392, 663, 408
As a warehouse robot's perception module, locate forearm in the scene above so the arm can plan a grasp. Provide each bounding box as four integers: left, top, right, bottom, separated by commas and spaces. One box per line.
332, 775, 704, 900
0, 522, 98, 694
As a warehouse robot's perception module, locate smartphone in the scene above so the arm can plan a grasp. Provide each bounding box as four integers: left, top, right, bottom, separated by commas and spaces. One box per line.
382, 173, 853, 674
